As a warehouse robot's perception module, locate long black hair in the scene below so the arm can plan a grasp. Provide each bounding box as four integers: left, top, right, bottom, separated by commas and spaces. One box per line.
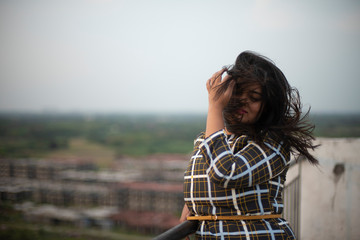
216, 51, 319, 164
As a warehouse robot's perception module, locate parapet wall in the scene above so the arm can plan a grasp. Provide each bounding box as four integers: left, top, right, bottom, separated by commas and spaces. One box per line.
299, 138, 360, 240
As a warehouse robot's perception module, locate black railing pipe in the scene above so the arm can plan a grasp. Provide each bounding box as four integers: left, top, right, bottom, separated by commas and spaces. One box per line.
152, 220, 198, 240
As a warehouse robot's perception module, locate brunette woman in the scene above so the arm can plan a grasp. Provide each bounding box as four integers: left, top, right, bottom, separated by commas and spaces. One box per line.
180, 51, 318, 240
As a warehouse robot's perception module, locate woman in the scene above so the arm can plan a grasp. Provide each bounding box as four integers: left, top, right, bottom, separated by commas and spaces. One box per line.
180, 51, 318, 239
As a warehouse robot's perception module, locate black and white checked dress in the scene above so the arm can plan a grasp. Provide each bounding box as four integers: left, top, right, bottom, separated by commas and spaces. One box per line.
184, 130, 296, 240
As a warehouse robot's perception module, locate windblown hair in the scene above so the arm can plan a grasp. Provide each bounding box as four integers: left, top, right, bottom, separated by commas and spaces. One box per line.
216, 51, 319, 164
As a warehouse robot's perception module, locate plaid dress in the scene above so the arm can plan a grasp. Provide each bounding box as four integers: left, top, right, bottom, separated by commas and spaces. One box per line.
184, 130, 296, 240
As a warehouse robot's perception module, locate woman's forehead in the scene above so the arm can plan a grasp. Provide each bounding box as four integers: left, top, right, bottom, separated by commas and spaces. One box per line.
234, 83, 262, 94
247, 84, 262, 93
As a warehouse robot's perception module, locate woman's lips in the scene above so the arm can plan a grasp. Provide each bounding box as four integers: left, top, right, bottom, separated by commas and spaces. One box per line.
237, 109, 247, 114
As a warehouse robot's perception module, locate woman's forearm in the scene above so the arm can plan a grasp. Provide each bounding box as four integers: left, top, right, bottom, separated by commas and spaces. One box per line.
205, 106, 224, 138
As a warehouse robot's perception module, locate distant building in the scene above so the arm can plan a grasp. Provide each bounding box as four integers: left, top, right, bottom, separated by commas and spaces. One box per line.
0, 157, 185, 234
117, 182, 183, 213
111, 210, 180, 235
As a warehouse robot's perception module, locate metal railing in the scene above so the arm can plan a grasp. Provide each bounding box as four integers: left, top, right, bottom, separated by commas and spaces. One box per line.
282, 161, 301, 239
152, 220, 198, 240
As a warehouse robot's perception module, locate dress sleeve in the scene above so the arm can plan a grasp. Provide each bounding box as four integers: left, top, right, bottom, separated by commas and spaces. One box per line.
199, 129, 290, 188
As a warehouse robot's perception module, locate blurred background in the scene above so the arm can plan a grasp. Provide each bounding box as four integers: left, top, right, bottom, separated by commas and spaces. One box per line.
0, 0, 359, 239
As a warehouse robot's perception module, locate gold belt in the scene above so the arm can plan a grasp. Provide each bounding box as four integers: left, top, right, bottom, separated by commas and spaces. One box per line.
187, 214, 282, 221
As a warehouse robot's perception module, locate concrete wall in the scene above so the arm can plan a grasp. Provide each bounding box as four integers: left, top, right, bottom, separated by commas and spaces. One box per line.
299, 138, 360, 240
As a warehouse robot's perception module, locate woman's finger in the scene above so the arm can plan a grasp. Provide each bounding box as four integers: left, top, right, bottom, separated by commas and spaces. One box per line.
206, 78, 212, 91
208, 68, 227, 90
212, 68, 227, 84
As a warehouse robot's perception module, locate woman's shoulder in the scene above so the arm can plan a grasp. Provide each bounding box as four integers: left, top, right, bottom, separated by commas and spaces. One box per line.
227, 133, 250, 152
231, 131, 288, 152
192, 132, 205, 148
262, 132, 291, 159
262, 131, 289, 149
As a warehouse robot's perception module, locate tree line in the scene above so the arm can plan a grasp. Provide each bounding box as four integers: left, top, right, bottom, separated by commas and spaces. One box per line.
0, 112, 359, 158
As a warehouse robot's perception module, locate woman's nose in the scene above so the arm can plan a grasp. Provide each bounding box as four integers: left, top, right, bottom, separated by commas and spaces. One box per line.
242, 97, 249, 104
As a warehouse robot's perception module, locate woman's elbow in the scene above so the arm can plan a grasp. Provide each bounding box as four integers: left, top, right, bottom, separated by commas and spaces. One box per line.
208, 166, 248, 188
208, 167, 226, 186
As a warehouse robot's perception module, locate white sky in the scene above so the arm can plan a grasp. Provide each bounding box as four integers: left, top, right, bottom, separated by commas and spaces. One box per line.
0, 0, 359, 114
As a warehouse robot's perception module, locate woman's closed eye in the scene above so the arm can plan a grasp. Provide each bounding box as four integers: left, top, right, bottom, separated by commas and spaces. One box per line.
249, 95, 262, 102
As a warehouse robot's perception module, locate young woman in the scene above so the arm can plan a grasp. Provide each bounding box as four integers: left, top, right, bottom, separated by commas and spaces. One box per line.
180, 51, 318, 239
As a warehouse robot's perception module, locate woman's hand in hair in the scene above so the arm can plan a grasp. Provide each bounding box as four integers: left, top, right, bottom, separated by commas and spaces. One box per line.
205, 69, 235, 138
206, 69, 235, 110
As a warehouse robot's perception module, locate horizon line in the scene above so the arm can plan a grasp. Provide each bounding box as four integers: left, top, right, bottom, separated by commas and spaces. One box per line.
0, 109, 360, 116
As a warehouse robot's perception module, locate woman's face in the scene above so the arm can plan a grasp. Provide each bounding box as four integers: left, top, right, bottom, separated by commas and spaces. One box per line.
233, 84, 263, 124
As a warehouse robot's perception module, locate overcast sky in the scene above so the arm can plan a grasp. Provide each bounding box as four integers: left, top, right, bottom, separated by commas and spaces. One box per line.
1, 0, 359, 114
